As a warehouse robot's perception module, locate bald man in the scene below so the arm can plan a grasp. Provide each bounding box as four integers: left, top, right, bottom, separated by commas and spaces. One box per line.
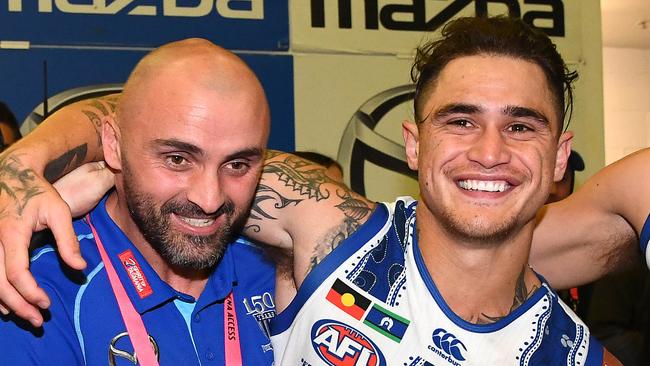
0, 39, 277, 365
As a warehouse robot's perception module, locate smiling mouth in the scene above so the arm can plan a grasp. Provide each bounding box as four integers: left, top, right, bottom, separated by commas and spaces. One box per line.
177, 216, 216, 228
458, 179, 510, 193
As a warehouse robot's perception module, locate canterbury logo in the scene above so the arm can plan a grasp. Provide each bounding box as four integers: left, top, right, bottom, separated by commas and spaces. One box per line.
431, 328, 467, 362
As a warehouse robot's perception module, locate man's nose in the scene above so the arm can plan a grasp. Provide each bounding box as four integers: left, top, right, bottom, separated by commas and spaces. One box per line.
466, 127, 511, 168
186, 171, 224, 215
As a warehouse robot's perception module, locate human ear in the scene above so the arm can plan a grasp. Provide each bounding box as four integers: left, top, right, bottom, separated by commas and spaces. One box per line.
553, 131, 573, 182
102, 117, 122, 171
402, 121, 420, 171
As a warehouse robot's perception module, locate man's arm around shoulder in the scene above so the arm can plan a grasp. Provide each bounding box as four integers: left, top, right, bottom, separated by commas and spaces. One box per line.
242, 150, 376, 288
0, 95, 116, 325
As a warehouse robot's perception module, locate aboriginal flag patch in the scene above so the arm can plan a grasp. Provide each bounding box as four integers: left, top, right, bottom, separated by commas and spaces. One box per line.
326, 279, 371, 320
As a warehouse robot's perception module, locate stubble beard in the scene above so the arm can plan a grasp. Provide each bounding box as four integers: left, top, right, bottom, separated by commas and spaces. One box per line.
429, 199, 520, 246
424, 166, 527, 245
122, 166, 246, 271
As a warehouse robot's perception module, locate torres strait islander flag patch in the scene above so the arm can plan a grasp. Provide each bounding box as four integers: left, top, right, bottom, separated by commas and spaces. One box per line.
326, 278, 371, 320
118, 250, 153, 299
363, 303, 410, 342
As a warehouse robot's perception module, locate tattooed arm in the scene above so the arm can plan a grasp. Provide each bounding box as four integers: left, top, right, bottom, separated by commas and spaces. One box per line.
9, 94, 116, 181
0, 95, 117, 326
5, 147, 373, 318
0, 98, 372, 323
244, 151, 375, 296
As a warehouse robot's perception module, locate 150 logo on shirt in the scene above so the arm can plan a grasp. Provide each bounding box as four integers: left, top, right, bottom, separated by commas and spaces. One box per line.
243, 292, 276, 341
243, 292, 275, 315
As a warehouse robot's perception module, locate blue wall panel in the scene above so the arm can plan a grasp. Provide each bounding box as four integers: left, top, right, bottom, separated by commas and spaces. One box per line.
0, 48, 294, 151
0, 1, 288, 50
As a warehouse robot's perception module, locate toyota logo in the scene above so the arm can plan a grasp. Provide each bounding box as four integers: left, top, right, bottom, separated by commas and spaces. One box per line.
337, 85, 418, 198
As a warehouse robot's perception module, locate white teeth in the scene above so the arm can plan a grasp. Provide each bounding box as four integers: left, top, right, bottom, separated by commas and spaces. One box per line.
458, 180, 509, 192
179, 216, 215, 227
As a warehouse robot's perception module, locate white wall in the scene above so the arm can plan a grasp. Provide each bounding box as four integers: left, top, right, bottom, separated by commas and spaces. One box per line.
570, 1, 605, 187
603, 47, 650, 164
291, 1, 605, 198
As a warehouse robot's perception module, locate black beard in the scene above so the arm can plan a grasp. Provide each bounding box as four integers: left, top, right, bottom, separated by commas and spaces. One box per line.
121, 164, 245, 271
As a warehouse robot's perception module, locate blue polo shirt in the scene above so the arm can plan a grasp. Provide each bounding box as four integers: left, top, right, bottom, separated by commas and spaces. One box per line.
0, 196, 276, 365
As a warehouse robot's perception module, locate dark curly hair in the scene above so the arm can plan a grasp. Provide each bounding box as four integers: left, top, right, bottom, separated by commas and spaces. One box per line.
411, 16, 578, 131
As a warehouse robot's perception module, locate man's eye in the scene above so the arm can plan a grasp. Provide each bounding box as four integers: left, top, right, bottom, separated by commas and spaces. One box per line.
230, 162, 245, 170
166, 155, 187, 165
449, 119, 472, 127
508, 124, 533, 133
224, 161, 250, 175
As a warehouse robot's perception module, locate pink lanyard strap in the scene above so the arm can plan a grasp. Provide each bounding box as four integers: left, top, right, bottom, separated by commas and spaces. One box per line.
224, 292, 242, 366
87, 214, 159, 366
87, 214, 243, 365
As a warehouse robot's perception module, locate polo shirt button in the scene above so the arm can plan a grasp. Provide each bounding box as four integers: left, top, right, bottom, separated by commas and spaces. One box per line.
206, 351, 214, 360
194, 314, 201, 322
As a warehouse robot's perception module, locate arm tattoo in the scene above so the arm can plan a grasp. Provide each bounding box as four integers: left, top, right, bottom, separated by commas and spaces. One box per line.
255, 153, 373, 273
264, 149, 283, 160
0, 155, 45, 216
335, 190, 372, 221
89, 100, 109, 117
307, 189, 371, 272
83, 97, 117, 147
244, 183, 302, 233
263, 154, 346, 201
474, 266, 539, 324
43, 144, 88, 182
308, 216, 358, 271
81, 110, 102, 130
81, 109, 104, 147
99, 95, 120, 113
308, 219, 351, 271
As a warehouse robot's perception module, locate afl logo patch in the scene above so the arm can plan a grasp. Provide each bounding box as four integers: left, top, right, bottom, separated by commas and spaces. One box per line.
311, 319, 385, 366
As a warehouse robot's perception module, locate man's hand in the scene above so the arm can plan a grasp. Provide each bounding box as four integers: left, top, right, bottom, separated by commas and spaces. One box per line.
0, 96, 115, 327
0, 154, 87, 327
54, 161, 115, 217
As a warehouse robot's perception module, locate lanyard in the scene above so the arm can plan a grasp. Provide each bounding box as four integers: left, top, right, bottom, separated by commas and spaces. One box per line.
224, 292, 242, 365
87, 214, 243, 366
88, 214, 159, 366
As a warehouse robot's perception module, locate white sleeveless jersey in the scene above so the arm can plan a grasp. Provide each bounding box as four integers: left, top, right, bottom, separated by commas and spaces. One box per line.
270, 197, 604, 366
641, 212, 650, 269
